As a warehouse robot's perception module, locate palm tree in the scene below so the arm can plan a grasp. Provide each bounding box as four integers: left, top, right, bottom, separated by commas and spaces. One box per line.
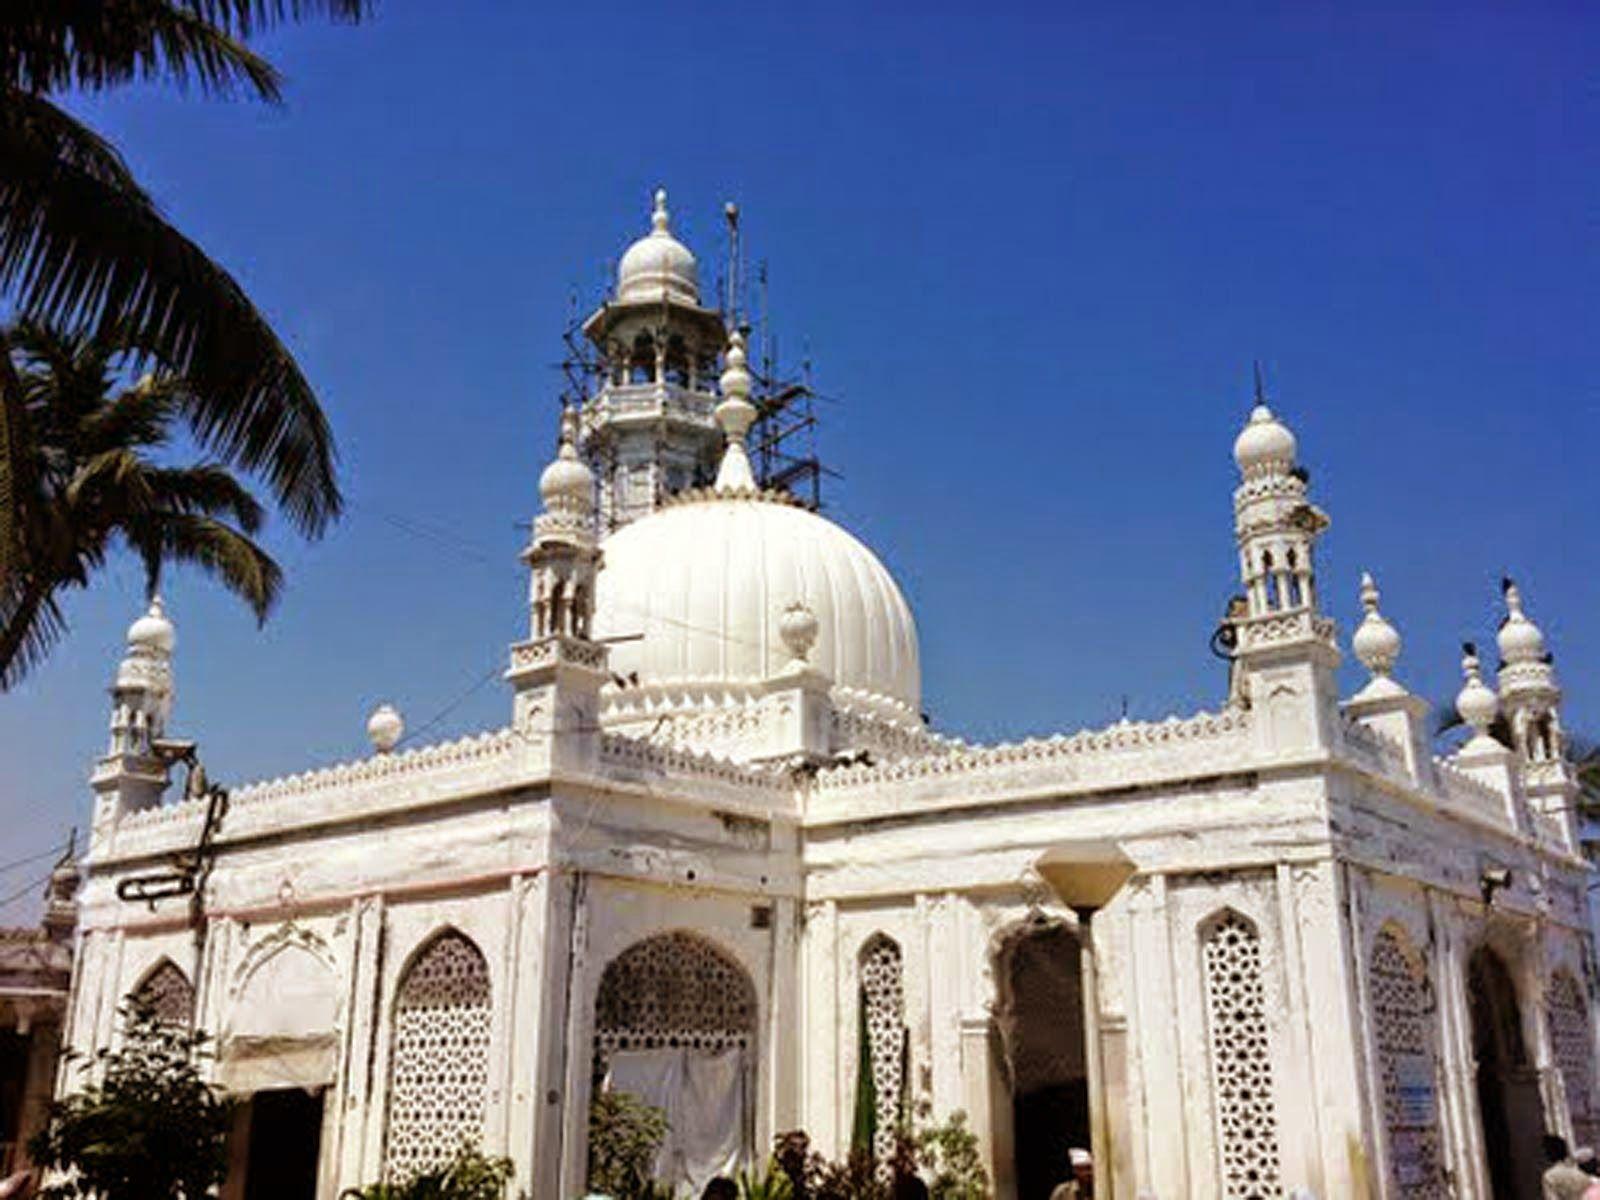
0, 1, 364, 603
0, 319, 281, 687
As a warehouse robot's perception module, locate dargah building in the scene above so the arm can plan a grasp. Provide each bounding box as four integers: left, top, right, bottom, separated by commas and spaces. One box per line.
60, 192, 1598, 1200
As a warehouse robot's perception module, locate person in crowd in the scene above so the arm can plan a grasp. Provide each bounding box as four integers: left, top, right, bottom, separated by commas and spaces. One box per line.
1544, 1134, 1592, 1200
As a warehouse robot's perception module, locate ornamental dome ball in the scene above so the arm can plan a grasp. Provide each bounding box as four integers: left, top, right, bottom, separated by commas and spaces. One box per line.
1233, 404, 1297, 471
1352, 612, 1401, 677
1456, 675, 1499, 732
126, 597, 175, 654
616, 189, 699, 306
367, 704, 404, 753
780, 600, 820, 663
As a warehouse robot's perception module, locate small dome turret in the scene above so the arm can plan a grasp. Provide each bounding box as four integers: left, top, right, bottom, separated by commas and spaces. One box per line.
1233, 403, 1298, 473
539, 408, 594, 509
126, 596, 175, 655
1496, 578, 1547, 664
616, 189, 699, 306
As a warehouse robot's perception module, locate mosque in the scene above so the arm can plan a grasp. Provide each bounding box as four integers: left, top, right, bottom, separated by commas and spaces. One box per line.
58, 191, 1596, 1200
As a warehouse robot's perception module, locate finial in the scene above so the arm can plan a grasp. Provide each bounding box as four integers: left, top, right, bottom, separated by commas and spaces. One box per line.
780, 600, 819, 667
367, 703, 404, 754
1495, 573, 1548, 665
713, 328, 758, 490
1456, 641, 1499, 739
1351, 571, 1402, 683
651, 188, 669, 234
1253, 360, 1267, 408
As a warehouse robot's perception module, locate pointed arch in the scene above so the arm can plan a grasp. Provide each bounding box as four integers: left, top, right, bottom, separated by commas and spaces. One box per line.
593, 929, 755, 1056
857, 932, 907, 1162
1548, 968, 1596, 1147
1369, 922, 1445, 1197
1199, 907, 1283, 1200
129, 958, 194, 1027
383, 928, 492, 1180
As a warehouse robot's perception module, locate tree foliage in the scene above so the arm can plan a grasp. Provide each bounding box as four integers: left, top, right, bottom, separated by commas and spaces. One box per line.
0, 319, 281, 686
27, 995, 232, 1200
0, 0, 359, 641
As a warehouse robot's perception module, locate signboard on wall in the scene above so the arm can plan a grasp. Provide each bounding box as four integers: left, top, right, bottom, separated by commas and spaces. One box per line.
1393, 1052, 1437, 1127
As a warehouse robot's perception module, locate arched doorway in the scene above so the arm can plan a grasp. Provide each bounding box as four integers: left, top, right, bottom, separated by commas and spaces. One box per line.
994, 916, 1087, 1200
591, 931, 757, 1192
1467, 946, 1545, 1200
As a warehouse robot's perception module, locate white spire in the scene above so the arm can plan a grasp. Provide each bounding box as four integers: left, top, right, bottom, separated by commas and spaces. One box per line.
1351, 571, 1403, 694
1496, 577, 1548, 665
1455, 642, 1500, 747
714, 328, 757, 491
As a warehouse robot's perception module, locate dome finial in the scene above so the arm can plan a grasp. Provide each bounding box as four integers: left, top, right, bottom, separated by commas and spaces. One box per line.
713, 328, 758, 491
1456, 641, 1500, 741
1253, 359, 1267, 408
780, 599, 819, 667
652, 187, 669, 234
1352, 571, 1402, 684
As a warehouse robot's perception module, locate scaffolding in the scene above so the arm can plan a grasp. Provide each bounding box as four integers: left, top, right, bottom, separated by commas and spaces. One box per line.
550, 202, 837, 512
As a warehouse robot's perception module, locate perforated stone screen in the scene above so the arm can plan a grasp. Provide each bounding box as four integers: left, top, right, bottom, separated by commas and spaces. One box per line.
860, 934, 906, 1163
384, 932, 492, 1180
1201, 911, 1282, 1200
1549, 971, 1597, 1149
132, 960, 194, 1026
594, 931, 755, 1055
1370, 927, 1444, 1198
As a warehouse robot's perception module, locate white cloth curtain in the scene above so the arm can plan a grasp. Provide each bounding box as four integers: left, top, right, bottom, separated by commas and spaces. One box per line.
605, 1047, 747, 1191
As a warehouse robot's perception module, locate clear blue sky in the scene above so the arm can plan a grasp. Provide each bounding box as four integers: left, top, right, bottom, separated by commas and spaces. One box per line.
1, 1, 1595, 919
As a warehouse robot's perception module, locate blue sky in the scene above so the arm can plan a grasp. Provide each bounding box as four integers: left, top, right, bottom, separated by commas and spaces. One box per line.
1, 1, 1595, 918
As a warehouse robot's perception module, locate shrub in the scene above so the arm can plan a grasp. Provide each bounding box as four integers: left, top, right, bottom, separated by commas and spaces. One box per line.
28, 997, 232, 1200
587, 1090, 669, 1198
340, 1143, 515, 1200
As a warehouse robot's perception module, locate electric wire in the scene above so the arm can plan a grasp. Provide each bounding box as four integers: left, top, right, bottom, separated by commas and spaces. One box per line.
0, 838, 69, 878
0, 867, 57, 909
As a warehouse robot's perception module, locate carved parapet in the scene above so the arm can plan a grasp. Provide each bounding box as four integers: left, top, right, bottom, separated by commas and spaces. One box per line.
1236, 610, 1338, 653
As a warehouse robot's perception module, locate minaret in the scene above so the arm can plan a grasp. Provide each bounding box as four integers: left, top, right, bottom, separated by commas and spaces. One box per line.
1228, 375, 1340, 755
1495, 578, 1577, 843
91, 598, 178, 835
507, 408, 609, 769
579, 188, 730, 530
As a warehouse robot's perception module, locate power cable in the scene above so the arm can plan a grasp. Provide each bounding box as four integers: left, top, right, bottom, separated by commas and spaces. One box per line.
0, 839, 69, 878
0, 867, 56, 909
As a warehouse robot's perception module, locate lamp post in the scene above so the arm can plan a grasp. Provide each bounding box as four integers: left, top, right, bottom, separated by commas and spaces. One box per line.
1035, 841, 1136, 1200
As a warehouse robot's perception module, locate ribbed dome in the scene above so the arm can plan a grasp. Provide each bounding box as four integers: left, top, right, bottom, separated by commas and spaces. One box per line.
592, 493, 921, 716
616, 188, 699, 306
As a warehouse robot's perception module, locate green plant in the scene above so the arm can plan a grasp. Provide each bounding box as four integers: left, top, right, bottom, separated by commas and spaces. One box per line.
911, 1107, 988, 1200
737, 1159, 794, 1200
28, 996, 232, 1200
340, 1142, 515, 1200
587, 1089, 669, 1198
1, 2, 357, 597
0, 319, 282, 684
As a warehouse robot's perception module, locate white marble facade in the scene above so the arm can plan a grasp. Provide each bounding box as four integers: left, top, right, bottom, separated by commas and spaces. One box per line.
66, 195, 1596, 1200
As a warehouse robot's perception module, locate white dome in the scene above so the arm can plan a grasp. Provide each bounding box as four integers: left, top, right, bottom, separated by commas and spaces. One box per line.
617, 189, 699, 306
126, 597, 174, 654
1233, 404, 1297, 472
1496, 581, 1546, 664
592, 493, 921, 716
539, 441, 592, 506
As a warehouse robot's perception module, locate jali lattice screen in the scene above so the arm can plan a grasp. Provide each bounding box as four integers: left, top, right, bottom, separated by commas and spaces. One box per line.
1201, 911, 1283, 1200
384, 931, 492, 1179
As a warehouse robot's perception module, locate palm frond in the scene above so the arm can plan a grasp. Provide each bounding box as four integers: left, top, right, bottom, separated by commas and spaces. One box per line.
0, 580, 65, 690
126, 510, 281, 620
0, 1, 283, 100
142, 463, 266, 533
0, 107, 342, 535
77, 385, 175, 455
183, 1, 371, 37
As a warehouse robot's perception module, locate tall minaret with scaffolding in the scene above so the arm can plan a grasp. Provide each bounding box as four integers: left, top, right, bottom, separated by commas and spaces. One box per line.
576, 189, 729, 530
